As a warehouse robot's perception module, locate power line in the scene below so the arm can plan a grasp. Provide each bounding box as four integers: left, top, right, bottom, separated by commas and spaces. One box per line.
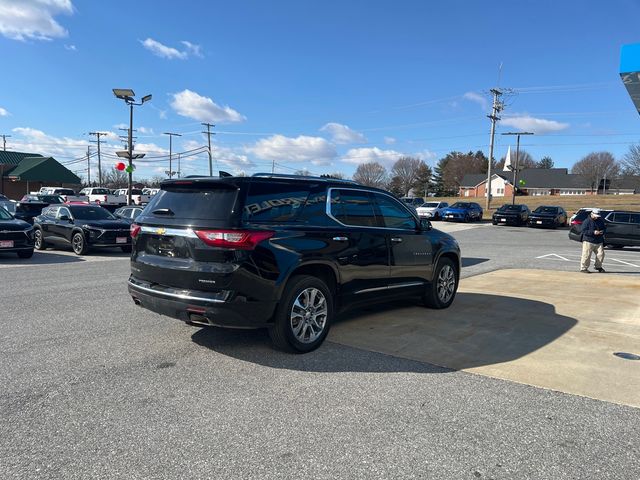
163, 132, 182, 179
89, 131, 108, 186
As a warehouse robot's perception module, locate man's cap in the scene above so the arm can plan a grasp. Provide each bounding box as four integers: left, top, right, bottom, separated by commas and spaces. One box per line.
590, 209, 602, 217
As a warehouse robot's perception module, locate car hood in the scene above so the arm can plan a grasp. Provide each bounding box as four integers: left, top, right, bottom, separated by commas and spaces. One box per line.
75, 219, 130, 229
444, 207, 470, 213
416, 206, 438, 212
494, 210, 521, 216
0, 218, 32, 231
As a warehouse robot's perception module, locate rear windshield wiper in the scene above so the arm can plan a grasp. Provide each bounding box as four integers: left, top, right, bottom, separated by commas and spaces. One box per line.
152, 208, 175, 215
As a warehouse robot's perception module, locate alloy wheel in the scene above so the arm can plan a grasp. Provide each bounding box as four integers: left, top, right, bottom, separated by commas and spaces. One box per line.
72, 234, 84, 254
436, 265, 456, 303
290, 287, 328, 344
35, 230, 42, 249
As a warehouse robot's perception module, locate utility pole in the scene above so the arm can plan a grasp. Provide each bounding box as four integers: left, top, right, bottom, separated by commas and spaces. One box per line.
87, 146, 91, 186
486, 88, 503, 211
163, 132, 182, 179
1, 134, 10, 151
201, 122, 215, 176
177, 153, 181, 178
89, 131, 106, 186
501, 132, 534, 204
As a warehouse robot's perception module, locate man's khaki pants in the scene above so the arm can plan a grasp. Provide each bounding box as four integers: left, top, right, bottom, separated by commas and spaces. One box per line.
581, 241, 604, 271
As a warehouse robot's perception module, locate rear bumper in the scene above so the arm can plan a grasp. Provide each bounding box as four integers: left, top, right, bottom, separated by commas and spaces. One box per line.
528, 218, 556, 227
493, 216, 522, 225
127, 276, 277, 328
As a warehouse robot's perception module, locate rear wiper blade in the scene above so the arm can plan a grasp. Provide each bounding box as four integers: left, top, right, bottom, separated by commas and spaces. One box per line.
152, 208, 175, 215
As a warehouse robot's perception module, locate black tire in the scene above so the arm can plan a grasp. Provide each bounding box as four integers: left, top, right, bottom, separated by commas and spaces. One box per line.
464, 214, 470, 223
17, 249, 34, 259
268, 275, 333, 353
492, 220, 497, 225
424, 257, 459, 309
72, 232, 89, 255
34, 228, 46, 250
121, 245, 132, 253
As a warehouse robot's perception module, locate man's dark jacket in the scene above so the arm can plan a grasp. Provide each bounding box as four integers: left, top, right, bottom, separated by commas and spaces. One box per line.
581, 216, 606, 244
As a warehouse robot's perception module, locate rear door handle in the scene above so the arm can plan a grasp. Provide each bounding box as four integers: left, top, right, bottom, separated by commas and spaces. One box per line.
391, 237, 403, 243
333, 236, 348, 242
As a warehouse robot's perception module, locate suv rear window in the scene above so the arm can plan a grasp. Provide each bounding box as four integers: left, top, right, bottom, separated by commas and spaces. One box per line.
146, 184, 239, 220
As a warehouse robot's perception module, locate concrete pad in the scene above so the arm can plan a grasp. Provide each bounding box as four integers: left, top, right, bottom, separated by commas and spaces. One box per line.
329, 269, 640, 408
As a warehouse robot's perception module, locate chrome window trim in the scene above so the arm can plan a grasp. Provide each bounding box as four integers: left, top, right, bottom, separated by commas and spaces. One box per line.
355, 281, 424, 295
326, 187, 420, 231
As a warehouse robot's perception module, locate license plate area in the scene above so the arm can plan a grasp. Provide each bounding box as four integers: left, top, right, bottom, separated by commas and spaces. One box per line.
0, 240, 14, 248
500, 218, 506, 222
116, 237, 127, 244
536, 220, 542, 224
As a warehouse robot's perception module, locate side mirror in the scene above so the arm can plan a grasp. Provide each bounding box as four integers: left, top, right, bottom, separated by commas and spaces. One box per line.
59, 215, 70, 221
420, 218, 432, 231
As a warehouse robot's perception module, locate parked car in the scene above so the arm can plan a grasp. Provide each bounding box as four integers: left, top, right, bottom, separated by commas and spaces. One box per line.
0, 199, 17, 215
114, 206, 144, 223
0, 205, 34, 258
569, 210, 639, 248
416, 201, 449, 220
33, 204, 132, 255
527, 206, 568, 228
35, 187, 88, 203
570, 207, 604, 226
400, 197, 425, 210
113, 188, 151, 205
78, 187, 126, 206
128, 174, 461, 353
13, 198, 62, 224
142, 188, 160, 196
492, 204, 531, 226
442, 202, 483, 222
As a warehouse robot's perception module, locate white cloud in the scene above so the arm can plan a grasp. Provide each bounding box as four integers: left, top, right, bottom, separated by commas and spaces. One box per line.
170, 89, 245, 124
137, 126, 154, 135
415, 149, 437, 161
140, 38, 203, 60
248, 135, 336, 166
384, 136, 396, 145
64, 43, 76, 51
11, 127, 87, 158
501, 114, 570, 134
463, 91, 489, 110
340, 147, 404, 167
0, 107, 9, 116
0, 0, 73, 41
319, 122, 366, 144
135, 142, 168, 156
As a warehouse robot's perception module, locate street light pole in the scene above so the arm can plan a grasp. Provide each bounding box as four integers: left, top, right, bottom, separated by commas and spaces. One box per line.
501, 132, 534, 205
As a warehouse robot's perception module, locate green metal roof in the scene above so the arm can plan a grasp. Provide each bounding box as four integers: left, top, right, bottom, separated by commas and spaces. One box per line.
5, 156, 81, 184
0, 150, 44, 166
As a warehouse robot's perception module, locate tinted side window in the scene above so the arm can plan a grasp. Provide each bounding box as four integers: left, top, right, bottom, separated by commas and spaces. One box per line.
57, 207, 71, 219
330, 189, 378, 227
373, 193, 417, 229
46, 206, 59, 218
296, 188, 328, 226
243, 182, 310, 223
613, 213, 631, 223
629, 213, 640, 224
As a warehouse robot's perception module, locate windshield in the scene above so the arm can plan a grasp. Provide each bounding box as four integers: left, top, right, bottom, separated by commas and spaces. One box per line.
451, 202, 470, 208
534, 206, 558, 214
499, 205, 522, 212
0, 202, 15, 214
91, 188, 110, 195
69, 206, 116, 220
40, 195, 63, 203
0, 206, 13, 220
422, 202, 440, 208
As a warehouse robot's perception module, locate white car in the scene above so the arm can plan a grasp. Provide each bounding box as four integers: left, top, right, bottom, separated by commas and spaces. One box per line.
416, 201, 449, 220
114, 188, 151, 205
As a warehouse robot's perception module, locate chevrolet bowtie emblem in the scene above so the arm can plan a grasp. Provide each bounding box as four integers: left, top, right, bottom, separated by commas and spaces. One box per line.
156, 228, 166, 235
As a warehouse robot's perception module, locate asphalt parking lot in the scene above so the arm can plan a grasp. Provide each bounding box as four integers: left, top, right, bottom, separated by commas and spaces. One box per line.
1, 223, 639, 479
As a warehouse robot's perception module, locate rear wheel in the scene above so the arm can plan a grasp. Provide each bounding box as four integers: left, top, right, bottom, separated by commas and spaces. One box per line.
424, 258, 458, 309
268, 275, 333, 353
34, 228, 46, 250
464, 214, 470, 223
17, 249, 34, 259
72, 232, 89, 255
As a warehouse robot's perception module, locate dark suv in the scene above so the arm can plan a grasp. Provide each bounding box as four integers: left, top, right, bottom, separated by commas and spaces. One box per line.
128, 174, 461, 352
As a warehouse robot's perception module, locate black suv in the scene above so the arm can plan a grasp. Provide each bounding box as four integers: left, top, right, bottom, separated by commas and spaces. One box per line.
128, 174, 461, 352
569, 210, 639, 248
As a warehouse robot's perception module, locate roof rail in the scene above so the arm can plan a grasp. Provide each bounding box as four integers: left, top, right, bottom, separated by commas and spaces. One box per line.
251, 172, 357, 184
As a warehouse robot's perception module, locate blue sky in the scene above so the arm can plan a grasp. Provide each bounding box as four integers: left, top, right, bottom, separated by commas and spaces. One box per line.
1, 0, 640, 181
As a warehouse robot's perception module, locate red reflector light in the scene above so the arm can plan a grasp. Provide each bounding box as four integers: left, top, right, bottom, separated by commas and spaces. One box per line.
571, 220, 583, 225
130, 223, 141, 238
194, 230, 274, 249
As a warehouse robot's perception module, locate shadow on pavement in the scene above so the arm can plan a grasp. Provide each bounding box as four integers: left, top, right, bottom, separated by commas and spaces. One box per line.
0, 251, 84, 264
462, 257, 489, 268
191, 292, 577, 372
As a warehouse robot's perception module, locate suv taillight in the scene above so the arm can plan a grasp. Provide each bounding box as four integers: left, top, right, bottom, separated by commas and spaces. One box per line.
571, 220, 583, 225
130, 223, 141, 238
194, 230, 274, 250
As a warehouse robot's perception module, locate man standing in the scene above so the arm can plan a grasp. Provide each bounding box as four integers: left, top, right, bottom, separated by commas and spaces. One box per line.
580, 209, 606, 273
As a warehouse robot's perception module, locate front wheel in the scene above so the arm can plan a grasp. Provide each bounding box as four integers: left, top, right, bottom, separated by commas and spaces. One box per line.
72, 232, 89, 255
268, 275, 333, 353
424, 258, 459, 309
34, 228, 46, 250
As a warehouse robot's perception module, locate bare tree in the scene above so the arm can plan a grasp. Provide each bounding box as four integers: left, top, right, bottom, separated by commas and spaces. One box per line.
294, 168, 312, 176
571, 152, 619, 192
622, 144, 640, 175
353, 162, 388, 189
149, 175, 166, 187
390, 156, 425, 197
321, 172, 346, 179
496, 150, 536, 170
103, 167, 129, 188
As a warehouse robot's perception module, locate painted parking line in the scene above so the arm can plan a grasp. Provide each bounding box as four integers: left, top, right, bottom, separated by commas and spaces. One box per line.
536, 252, 639, 269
